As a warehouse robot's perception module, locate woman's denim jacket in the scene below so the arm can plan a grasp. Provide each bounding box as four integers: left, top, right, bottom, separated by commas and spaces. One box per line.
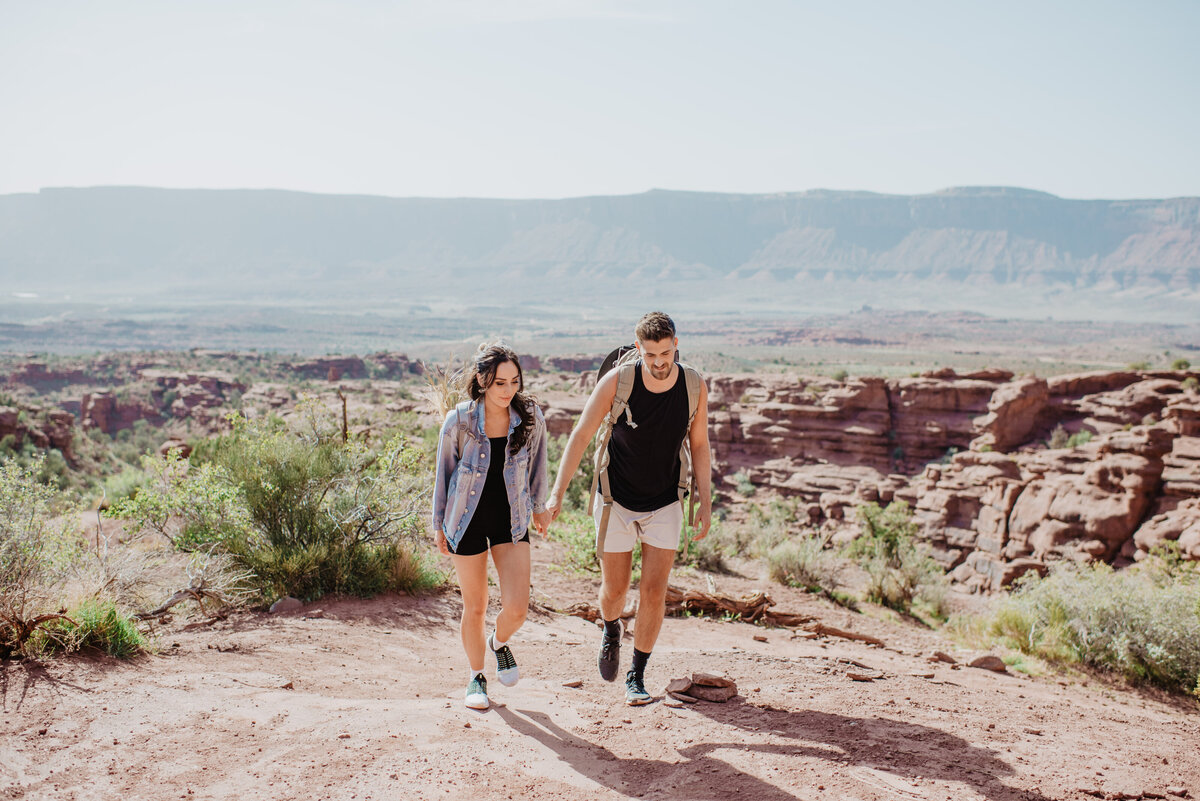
431, 399, 548, 552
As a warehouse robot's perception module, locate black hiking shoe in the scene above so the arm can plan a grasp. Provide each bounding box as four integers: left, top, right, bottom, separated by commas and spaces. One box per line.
598, 621, 622, 682
489, 633, 519, 687
624, 670, 652, 706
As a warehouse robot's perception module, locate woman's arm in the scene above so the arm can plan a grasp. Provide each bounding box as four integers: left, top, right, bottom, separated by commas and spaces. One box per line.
430, 409, 459, 536
530, 406, 549, 514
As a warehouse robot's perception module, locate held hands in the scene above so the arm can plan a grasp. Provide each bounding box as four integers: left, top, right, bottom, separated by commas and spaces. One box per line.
533, 508, 552, 538
434, 528, 451, 556
545, 490, 565, 523
690, 503, 713, 541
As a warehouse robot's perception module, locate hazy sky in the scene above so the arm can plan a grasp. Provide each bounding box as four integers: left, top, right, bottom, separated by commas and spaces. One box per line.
2, 0, 1197, 200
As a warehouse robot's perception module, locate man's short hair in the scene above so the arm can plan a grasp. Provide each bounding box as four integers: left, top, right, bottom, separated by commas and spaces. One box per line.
635, 311, 676, 343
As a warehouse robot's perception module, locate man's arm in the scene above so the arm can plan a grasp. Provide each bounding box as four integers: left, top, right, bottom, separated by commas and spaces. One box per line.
546, 370, 620, 520
688, 379, 713, 540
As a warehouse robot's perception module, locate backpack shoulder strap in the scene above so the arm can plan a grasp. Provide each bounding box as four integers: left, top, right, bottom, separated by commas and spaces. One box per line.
611, 362, 638, 428
680, 363, 702, 428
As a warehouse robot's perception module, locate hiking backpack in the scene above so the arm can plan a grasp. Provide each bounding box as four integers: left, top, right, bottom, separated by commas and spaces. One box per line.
588, 344, 704, 553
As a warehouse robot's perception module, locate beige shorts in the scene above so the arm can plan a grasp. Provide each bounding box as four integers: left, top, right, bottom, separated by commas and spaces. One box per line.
595, 499, 684, 553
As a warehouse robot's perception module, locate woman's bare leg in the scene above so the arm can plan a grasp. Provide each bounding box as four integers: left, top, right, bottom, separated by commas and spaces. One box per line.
489, 541, 531, 643
451, 552, 490, 671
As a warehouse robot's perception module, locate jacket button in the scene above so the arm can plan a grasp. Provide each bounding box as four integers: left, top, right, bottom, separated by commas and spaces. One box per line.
470, 491, 476, 495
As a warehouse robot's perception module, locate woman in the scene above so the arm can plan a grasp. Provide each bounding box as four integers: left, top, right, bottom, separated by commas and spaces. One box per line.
431, 342, 550, 710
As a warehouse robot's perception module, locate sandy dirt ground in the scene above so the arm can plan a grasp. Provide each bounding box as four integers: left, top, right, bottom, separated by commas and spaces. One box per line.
3, 539, 1199, 801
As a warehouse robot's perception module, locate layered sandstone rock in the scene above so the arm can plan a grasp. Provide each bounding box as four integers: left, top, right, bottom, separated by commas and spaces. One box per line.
286, 357, 368, 381
691, 368, 1200, 584
0, 404, 76, 461
80, 392, 164, 435
4, 361, 90, 391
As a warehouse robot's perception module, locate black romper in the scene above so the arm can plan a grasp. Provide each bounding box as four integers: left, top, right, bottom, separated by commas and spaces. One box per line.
453, 436, 529, 556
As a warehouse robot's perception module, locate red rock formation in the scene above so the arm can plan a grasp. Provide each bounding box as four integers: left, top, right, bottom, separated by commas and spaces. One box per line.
365, 352, 417, 379
0, 404, 77, 462
81, 392, 164, 434
545, 355, 603, 373
912, 427, 1175, 590
4, 361, 89, 390
286, 357, 367, 380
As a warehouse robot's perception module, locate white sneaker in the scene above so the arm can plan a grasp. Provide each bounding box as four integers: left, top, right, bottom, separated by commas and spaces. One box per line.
489, 634, 520, 687
465, 673, 489, 710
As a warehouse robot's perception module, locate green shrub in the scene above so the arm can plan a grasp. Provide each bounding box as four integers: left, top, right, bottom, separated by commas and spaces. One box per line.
1171, 358, 1191, 370
732, 469, 755, 497
1066, 430, 1093, 448
851, 501, 946, 613
766, 532, 845, 593
547, 435, 595, 513
832, 369, 849, 382
1127, 361, 1150, 370
0, 458, 81, 656
1048, 424, 1070, 449
549, 508, 603, 574
39, 600, 144, 659
112, 407, 441, 603
102, 465, 152, 504
108, 452, 253, 551
677, 521, 736, 574
219, 409, 436, 601
1183, 377, 1198, 393
983, 562, 1200, 692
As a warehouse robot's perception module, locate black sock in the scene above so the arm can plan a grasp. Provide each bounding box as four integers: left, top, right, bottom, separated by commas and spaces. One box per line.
603, 618, 622, 639
631, 648, 651, 678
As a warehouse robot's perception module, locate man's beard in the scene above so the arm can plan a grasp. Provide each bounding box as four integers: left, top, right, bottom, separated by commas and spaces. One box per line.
648, 363, 672, 380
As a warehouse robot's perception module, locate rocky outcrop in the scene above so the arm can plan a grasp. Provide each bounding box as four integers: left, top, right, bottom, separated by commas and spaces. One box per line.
365, 352, 419, 379
286, 357, 367, 381
690, 368, 1200, 585
971, 377, 1049, 452
80, 392, 165, 435
0, 404, 76, 462
545, 356, 603, 373
4, 361, 90, 391
907, 427, 1174, 590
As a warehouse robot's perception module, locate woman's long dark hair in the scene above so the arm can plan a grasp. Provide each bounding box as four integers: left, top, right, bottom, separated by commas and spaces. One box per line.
465, 341, 536, 458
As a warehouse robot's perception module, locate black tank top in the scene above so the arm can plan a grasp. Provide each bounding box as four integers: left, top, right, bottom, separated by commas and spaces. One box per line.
608, 363, 689, 512
463, 436, 511, 537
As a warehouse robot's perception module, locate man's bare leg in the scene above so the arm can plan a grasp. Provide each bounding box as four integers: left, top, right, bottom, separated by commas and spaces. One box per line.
631, 544, 675, 653
599, 550, 633, 621
598, 550, 633, 682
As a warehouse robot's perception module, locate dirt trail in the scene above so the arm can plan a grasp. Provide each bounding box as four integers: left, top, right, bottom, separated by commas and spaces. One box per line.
3, 539, 1198, 801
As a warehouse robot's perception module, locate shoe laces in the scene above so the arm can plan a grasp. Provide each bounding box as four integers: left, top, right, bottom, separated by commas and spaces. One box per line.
494, 644, 516, 672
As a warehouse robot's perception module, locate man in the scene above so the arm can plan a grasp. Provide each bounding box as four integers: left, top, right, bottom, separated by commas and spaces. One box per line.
547, 311, 712, 705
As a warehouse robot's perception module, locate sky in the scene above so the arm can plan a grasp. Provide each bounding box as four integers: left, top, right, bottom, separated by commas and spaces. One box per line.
1, 0, 1197, 201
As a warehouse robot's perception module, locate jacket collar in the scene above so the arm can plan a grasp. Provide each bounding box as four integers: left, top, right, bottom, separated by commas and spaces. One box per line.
468, 398, 520, 440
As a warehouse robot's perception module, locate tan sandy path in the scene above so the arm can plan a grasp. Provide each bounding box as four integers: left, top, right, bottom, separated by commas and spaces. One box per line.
3, 539, 1199, 801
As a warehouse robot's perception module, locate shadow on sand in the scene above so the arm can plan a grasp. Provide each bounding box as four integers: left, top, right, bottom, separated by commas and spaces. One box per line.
495, 699, 1053, 801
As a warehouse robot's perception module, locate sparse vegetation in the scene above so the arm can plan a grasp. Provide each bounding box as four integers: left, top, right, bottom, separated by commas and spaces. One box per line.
1048, 424, 1070, 449
1171, 358, 1191, 370
1066, 430, 1093, 448
0, 458, 81, 657
732, 469, 755, 497
972, 553, 1200, 693
37, 600, 144, 659
766, 530, 846, 594
109, 406, 443, 604
851, 501, 948, 616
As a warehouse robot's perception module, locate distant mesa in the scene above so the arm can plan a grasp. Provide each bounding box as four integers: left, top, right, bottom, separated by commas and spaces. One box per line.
0, 186, 1196, 310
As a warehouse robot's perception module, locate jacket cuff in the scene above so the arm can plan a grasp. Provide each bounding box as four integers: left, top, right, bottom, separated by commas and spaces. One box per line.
533, 502, 547, 515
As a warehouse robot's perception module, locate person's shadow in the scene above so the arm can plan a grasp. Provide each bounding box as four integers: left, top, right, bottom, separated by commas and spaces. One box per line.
495, 700, 1055, 801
